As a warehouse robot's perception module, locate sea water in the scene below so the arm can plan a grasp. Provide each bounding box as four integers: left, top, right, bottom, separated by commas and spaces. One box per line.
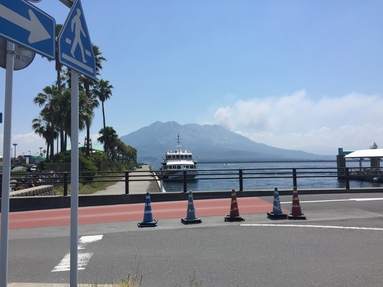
161, 161, 383, 192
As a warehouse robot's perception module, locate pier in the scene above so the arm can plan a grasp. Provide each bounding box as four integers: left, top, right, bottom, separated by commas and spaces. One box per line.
337, 147, 383, 183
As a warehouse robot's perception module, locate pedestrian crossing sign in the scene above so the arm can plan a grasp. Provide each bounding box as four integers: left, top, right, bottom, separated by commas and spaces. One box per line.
58, 0, 96, 79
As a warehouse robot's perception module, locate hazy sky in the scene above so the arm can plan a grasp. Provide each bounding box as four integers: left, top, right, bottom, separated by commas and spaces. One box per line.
1, 0, 383, 156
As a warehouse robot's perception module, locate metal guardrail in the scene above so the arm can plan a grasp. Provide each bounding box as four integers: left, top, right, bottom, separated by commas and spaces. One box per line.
1, 166, 373, 198
164, 167, 345, 192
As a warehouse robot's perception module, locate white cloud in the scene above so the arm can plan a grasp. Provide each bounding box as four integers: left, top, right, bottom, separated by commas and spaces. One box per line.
0, 131, 104, 157
214, 90, 383, 154
0, 133, 46, 157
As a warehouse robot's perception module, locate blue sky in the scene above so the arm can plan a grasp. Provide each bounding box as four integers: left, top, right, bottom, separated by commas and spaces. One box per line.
1, 0, 383, 157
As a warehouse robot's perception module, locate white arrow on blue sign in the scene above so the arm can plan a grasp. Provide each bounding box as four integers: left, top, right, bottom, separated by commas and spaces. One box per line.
58, 0, 96, 79
0, 0, 55, 59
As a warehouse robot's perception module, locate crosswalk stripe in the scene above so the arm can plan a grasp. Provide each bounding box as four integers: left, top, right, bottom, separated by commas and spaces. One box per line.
51, 235, 103, 272
51, 253, 93, 272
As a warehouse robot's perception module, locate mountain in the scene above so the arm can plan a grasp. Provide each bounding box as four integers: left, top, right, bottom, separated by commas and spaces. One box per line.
120, 121, 333, 167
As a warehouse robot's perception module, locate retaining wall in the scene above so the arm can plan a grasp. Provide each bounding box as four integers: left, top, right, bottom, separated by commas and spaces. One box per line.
10, 185, 54, 197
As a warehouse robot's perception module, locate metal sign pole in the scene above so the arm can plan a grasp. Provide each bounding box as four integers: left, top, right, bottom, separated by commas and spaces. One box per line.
0, 40, 15, 287
70, 69, 79, 287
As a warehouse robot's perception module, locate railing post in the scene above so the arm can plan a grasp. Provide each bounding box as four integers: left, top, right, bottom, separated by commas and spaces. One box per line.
239, 169, 243, 191
160, 179, 163, 193
292, 168, 297, 187
125, 171, 129, 194
183, 170, 187, 192
345, 168, 350, 190
63, 173, 68, 196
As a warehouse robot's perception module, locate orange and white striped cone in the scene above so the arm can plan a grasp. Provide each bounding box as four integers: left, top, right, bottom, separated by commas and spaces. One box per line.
267, 187, 287, 219
137, 191, 158, 227
181, 191, 202, 224
288, 186, 306, 220
224, 189, 245, 222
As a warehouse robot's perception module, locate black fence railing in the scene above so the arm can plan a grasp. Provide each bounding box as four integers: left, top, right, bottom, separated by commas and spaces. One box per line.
2, 165, 382, 198
165, 167, 344, 192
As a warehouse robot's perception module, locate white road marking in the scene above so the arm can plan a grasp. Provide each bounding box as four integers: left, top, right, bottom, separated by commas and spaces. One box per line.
281, 197, 383, 204
78, 234, 103, 250
52, 235, 103, 272
281, 199, 349, 204
51, 253, 93, 272
350, 198, 383, 201
240, 223, 383, 231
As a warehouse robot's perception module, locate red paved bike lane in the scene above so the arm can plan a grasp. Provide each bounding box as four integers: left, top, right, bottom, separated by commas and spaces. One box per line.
4, 197, 278, 229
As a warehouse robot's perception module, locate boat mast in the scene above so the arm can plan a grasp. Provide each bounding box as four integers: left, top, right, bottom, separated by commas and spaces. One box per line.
176, 134, 181, 152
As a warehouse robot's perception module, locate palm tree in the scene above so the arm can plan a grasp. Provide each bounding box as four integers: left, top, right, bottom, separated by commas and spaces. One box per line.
32, 117, 58, 161
33, 86, 59, 159
81, 91, 99, 155
79, 45, 106, 156
93, 79, 114, 152
54, 88, 72, 149
93, 45, 106, 76
33, 85, 91, 156
98, 126, 118, 160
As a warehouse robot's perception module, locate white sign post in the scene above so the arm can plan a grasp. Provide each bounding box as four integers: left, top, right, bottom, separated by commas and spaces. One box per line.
58, 1, 96, 285
0, 40, 15, 287
70, 70, 80, 287
0, 1, 55, 285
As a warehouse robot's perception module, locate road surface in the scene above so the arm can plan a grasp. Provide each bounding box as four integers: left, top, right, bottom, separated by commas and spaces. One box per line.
4, 192, 383, 287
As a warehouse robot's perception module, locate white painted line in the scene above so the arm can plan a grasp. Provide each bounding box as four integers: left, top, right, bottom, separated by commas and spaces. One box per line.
350, 198, 383, 201
51, 253, 93, 272
61, 52, 94, 73
281, 197, 383, 204
52, 235, 103, 272
280, 199, 349, 204
240, 223, 383, 231
78, 235, 103, 250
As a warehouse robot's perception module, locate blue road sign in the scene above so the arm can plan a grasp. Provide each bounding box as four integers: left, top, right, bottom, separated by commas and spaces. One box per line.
58, 0, 96, 79
0, 0, 55, 59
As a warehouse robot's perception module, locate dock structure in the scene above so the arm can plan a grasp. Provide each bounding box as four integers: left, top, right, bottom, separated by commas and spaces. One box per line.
337, 147, 383, 182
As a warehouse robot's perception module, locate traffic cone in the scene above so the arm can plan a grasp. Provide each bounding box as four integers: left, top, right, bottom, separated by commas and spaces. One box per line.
288, 186, 306, 220
181, 191, 202, 224
137, 191, 158, 227
224, 189, 245, 222
267, 187, 287, 219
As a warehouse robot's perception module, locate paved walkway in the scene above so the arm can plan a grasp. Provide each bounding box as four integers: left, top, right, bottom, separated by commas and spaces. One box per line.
93, 164, 162, 195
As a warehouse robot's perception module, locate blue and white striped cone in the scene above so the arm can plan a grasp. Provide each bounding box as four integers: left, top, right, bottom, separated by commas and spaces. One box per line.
181, 191, 202, 224
137, 191, 158, 227
267, 187, 287, 219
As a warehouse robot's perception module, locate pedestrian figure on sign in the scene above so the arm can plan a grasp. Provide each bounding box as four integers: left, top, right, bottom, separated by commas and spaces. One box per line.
70, 8, 87, 63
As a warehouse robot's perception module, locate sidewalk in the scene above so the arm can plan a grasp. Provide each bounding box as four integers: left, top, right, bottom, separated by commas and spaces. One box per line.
92, 164, 161, 195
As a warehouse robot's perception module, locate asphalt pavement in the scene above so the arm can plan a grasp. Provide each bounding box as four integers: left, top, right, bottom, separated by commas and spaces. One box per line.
5, 192, 383, 287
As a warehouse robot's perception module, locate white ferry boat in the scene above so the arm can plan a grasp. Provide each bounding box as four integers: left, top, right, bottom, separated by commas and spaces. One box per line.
160, 136, 197, 179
